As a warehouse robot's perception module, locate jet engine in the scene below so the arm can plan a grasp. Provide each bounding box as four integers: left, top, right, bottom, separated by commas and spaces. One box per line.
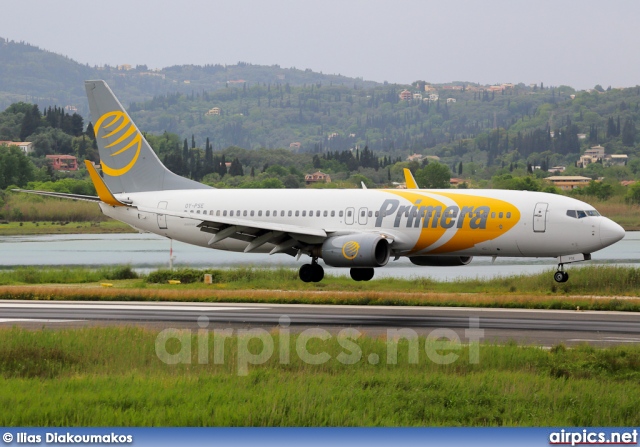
320, 234, 391, 268
409, 256, 473, 266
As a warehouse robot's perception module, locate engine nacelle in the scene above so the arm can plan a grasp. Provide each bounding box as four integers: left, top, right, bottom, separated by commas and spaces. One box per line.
321, 234, 391, 268
409, 256, 473, 266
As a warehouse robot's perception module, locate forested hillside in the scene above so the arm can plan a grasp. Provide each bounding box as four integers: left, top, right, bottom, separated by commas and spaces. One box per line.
0, 38, 376, 116
129, 82, 640, 169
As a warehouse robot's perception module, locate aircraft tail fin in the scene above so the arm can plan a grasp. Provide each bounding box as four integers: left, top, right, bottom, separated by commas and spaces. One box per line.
403, 168, 419, 189
85, 80, 211, 193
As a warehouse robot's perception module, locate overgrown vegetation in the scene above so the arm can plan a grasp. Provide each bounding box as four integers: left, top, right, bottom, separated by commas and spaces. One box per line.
0, 327, 638, 426
1, 265, 640, 311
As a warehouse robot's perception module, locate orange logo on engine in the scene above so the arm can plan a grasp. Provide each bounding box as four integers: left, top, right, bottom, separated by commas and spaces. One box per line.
94, 111, 142, 177
342, 241, 360, 260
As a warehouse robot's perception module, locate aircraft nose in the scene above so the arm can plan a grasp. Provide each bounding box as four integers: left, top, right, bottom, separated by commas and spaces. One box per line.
600, 218, 625, 248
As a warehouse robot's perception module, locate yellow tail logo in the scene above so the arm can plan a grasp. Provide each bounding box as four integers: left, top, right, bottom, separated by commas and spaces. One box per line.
94, 111, 142, 176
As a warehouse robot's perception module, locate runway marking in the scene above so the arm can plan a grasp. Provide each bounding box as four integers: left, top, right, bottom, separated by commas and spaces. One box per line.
567, 338, 640, 343
0, 303, 266, 312
0, 318, 86, 323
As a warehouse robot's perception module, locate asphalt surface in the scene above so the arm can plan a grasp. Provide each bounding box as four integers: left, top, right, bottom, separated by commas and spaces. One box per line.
1, 300, 639, 346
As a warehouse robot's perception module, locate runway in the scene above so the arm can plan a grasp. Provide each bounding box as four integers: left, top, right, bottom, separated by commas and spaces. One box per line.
1, 300, 639, 347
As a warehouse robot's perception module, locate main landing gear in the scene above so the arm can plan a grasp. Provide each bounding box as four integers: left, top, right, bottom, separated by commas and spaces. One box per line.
299, 258, 324, 283
554, 265, 569, 283
350, 267, 374, 282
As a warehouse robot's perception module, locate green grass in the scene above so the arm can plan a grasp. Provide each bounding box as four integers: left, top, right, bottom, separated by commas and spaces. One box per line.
0, 220, 135, 235
0, 266, 138, 285
0, 327, 639, 426
1, 265, 640, 309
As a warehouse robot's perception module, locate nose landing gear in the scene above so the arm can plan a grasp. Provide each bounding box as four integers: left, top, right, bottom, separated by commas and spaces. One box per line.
554, 266, 569, 283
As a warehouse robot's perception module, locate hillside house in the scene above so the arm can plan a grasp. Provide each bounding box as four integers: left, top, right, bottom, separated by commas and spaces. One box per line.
46, 155, 78, 171
0, 141, 33, 155
546, 176, 592, 191
604, 154, 628, 167
399, 90, 413, 101
305, 171, 331, 185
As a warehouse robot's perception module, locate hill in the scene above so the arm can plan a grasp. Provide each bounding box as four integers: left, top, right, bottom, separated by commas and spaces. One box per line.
0, 38, 377, 116
1, 38, 639, 182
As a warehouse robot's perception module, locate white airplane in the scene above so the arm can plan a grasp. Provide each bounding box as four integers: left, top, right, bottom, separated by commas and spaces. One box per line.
16, 80, 625, 283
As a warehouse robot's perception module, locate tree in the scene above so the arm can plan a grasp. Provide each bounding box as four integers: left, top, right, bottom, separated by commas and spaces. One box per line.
228, 157, 244, 176
626, 182, 640, 205
622, 118, 636, 146
19, 104, 42, 141
415, 162, 451, 189
0, 145, 35, 189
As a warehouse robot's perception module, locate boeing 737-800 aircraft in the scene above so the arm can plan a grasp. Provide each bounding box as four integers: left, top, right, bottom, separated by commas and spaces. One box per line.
17, 81, 625, 283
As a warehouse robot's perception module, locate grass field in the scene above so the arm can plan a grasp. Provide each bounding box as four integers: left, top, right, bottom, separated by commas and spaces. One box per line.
0, 220, 135, 235
0, 265, 639, 312
0, 327, 639, 426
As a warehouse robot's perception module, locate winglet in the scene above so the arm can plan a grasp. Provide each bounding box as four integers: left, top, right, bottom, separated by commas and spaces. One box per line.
403, 168, 419, 189
85, 160, 127, 207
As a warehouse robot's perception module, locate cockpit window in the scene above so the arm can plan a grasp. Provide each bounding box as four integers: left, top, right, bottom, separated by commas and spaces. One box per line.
567, 209, 600, 219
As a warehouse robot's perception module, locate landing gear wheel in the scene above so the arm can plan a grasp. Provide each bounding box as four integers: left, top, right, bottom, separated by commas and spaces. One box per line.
299, 264, 314, 283
553, 271, 564, 283
350, 267, 375, 282
310, 263, 324, 282
300, 260, 325, 283
553, 270, 569, 283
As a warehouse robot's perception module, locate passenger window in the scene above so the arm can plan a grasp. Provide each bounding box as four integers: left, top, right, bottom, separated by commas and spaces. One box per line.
243, 210, 247, 217
280, 211, 284, 217
190, 210, 194, 213
368, 211, 372, 218
210, 211, 214, 215
361, 210, 365, 217
266, 211, 270, 217
331, 211, 335, 217
302, 211, 306, 217
250, 211, 255, 217
295, 211, 300, 217
339, 211, 344, 217
197, 210, 200, 214
310, 210, 313, 215
324, 211, 328, 217
506, 212, 511, 218
499, 212, 503, 218
288, 210, 292, 217
347, 210, 352, 217
223, 210, 227, 217
316, 211, 321, 217
375, 211, 379, 217
237, 210, 240, 216
258, 211, 262, 217
491, 212, 496, 218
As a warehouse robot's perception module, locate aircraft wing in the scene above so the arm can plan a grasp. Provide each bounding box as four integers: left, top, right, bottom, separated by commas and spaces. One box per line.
11, 189, 102, 203
135, 204, 329, 255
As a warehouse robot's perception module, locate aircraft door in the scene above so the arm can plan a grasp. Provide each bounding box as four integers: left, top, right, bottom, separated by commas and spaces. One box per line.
533, 202, 548, 233
157, 201, 168, 230
345, 207, 355, 225
358, 207, 368, 225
